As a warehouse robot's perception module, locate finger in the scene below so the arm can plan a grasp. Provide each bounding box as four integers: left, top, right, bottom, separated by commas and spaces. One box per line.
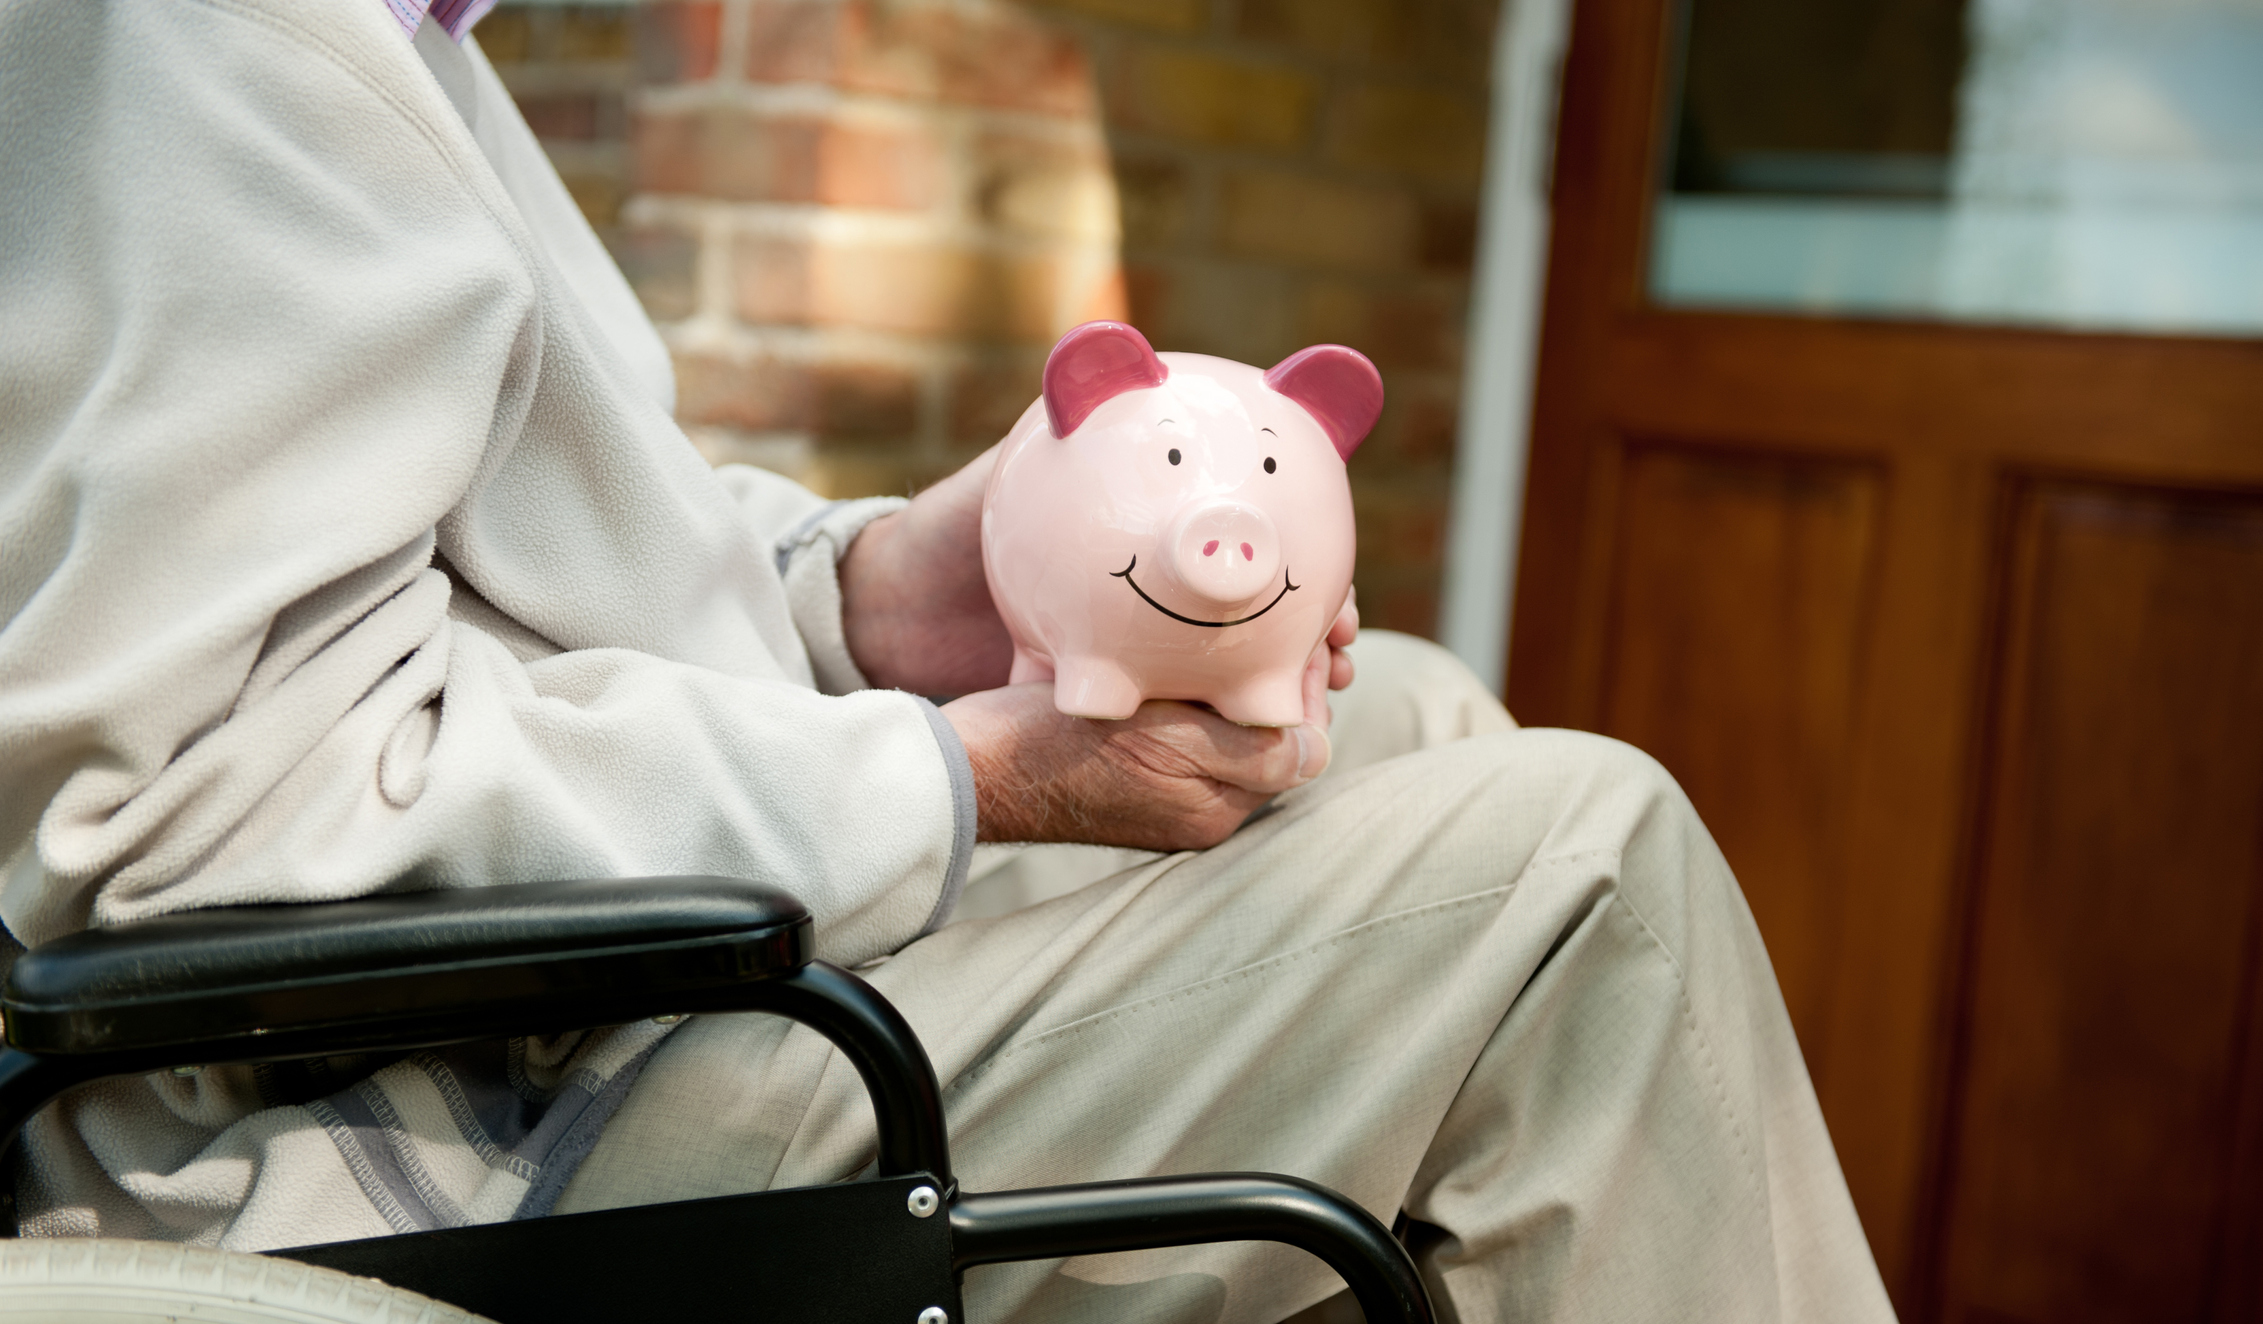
1129, 699, 1297, 771
1328, 645, 1355, 691
1128, 701, 1323, 795
1293, 722, 1332, 785
1303, 638, 1332, 729
1327, 588, 1359, 649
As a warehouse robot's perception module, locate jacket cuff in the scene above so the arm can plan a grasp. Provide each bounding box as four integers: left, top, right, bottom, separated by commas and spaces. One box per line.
912, 697, 976, 935
774, 496, 909, 696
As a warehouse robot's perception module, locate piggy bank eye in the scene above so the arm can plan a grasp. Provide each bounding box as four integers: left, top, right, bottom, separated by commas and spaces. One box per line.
1264, 457, 1277, 474
1167, 448, 1182, 465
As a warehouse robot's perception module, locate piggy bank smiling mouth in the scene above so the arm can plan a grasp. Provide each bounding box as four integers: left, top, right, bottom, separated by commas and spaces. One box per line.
1110, 555, 1300, 628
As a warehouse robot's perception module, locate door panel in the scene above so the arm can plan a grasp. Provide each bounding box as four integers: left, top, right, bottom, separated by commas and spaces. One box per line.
1600, 444, 1883, 1050
1937, 487, 2263, 1324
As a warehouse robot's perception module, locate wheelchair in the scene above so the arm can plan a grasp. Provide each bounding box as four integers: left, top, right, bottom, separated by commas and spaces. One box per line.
0, 876, 1432, 1323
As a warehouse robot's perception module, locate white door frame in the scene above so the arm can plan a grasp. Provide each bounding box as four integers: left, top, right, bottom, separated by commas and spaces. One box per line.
1438, 0, 1575, 694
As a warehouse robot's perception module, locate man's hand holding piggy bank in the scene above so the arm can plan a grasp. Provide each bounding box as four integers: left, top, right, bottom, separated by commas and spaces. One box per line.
836, 321, 1377, 849
986, 320, 1380, 727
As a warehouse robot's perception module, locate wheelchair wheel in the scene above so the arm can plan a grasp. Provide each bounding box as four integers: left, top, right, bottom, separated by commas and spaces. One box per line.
0, 1238, 493, 1323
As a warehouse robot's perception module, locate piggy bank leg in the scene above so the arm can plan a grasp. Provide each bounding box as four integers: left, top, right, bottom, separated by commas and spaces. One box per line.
1210, 672, 1306, 728
1052, 656, 1143, 720
1009, 646, 1056, 685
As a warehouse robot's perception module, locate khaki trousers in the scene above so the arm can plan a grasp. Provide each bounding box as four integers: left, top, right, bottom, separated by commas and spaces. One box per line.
559, 633, 1896, 1323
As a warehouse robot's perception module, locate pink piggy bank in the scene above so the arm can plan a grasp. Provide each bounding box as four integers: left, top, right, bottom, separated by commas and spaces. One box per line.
981, 321, 1381, 727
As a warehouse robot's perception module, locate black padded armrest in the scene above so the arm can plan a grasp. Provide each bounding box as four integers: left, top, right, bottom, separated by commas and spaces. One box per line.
1, 877, 808, 1062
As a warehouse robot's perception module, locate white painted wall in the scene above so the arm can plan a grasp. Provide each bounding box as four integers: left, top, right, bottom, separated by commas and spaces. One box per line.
1438, 0, 1573, 694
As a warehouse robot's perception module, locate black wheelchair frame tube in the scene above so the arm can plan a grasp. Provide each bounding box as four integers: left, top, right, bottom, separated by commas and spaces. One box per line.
738, 961, 953, 1187
952, 1174, 1435, 1324
0, 959, 952, 1232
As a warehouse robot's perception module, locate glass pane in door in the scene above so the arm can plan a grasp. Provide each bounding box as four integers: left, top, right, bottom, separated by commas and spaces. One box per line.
1651, 0, 2263, 336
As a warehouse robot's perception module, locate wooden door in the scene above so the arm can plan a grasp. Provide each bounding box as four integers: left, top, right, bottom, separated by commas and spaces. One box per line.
1507, 0, 2263, 1317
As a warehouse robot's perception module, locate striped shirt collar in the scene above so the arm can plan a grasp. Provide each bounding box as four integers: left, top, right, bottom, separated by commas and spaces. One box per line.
383, 0, 497, 41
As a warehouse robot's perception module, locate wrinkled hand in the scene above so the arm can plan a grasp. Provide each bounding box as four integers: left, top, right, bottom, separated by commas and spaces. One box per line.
942, 684, 1334, 849
838, 446, 1015, 696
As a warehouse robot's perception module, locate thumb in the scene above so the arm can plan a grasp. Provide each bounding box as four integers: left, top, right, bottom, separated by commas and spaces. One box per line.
1293, 723, 1332, 782
1210, 721, 1329, 795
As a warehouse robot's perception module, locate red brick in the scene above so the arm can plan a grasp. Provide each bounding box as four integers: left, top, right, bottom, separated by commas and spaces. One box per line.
632, 107, 718, 194
1019, 0, 1207, 34
747, 1, 1098, 118
948, 357, 1046, 446
1380, 392, 1461, 464
634, 108, 807, 199
746, 0, 852, 84
1109, 45, 1318, 149
1418, 200, 1479, 273
1352, 573, 1440, 638
1122, 259, 1297, 365
1247, 0, 1395, 57
1329, 83, 1489, 186
475, 9, 533, 63
1075, 264, 1131, 324
1238, 0, 1494, 86
604, 225, 700, 322
802, 453, 949, 500
633, 109, 941, 208
638, 3, 724, 84
1360, 390, 1461, 465
1349, 473, 1452, 641
1299, 281, 1460, 370
736, 234, 1065, 342
708, 118, 825, 202
556, 7, 634, 61
1122, 263, 1173, 334
1367, 297, 1460, 371
734, 235, 817, 325
1219, 171, 1419, 273
673, 352, 919, 442
919, 9, 1098, 115
674, 352, 808, 431
817, 120, 947, 209
1112, 155, 1192, 248
1353, 490, 1448, 566
556, 169, 626, 228
515, 91, 604, 142
809, 363, 920, 441
972, 131, 1117, 242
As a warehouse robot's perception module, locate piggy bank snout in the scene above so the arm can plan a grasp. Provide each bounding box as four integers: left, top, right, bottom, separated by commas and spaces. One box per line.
1165, 501, 1282, 605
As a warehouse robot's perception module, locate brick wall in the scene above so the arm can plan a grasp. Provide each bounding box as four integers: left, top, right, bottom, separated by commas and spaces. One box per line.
484, 0, 1497, 638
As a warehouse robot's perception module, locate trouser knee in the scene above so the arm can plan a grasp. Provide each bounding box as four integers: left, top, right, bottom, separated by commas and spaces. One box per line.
1452, 727, 1735, 957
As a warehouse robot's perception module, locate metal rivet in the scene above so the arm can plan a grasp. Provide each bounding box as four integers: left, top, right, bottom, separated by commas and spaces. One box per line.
171, 1065, 202, 1078
906, 1185, 939, 1218
653, 1014, 686, 1025
918, 1309, 949, 1324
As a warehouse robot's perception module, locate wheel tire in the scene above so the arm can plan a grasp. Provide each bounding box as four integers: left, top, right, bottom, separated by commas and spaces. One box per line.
0, 1238, 495, 1323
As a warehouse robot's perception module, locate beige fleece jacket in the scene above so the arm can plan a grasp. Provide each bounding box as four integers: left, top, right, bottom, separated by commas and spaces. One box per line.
0, 0, 972, 1245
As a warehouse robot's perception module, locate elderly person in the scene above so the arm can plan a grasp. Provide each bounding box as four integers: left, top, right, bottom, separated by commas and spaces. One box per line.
0, 1, 1894, 1319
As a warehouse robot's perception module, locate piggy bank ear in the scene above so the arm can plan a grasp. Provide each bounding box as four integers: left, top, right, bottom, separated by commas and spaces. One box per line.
1043, 321, 1169, 437
1264, 345, 1383, 462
